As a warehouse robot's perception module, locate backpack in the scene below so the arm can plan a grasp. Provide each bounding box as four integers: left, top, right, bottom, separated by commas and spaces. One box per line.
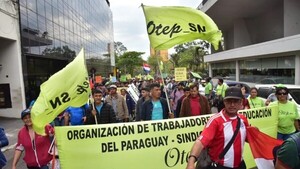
273, 133, 300, 164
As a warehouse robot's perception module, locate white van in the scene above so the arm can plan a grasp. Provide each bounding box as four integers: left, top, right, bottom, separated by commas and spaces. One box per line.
255, 84, 300, 115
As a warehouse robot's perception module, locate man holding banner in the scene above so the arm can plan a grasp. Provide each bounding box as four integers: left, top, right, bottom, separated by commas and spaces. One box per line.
85, 89, 117, 124
187, 87, 249, 169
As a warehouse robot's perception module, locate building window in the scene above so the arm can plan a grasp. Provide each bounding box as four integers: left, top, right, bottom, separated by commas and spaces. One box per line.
211, 61, 236, 80
0, 84, 12, 108
239, 56, 295, 84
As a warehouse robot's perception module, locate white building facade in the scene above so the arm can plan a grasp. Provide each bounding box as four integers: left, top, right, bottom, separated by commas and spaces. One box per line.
200, 0, 300, 85
0, 1, 25, 118
0, 0, 114, 118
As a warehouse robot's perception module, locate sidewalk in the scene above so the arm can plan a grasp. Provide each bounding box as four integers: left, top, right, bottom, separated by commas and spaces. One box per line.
0, 117, 27, 169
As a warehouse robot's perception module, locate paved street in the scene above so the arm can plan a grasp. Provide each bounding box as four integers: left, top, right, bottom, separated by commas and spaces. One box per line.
1, 117, 27, 169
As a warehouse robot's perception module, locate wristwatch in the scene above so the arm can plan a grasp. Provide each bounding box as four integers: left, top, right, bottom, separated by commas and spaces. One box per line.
188, 155, 198, 162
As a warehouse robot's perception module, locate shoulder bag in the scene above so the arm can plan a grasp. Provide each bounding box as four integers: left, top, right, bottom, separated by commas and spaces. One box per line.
196, 116, 241, 169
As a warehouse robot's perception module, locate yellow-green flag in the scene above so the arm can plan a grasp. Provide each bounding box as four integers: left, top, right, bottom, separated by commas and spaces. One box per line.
31, 48, 91, 135
142, 4, 222, 50
159, 61, 163, 71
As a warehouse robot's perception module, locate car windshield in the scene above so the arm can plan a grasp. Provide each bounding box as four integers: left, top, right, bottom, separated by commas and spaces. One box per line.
289, 89, 300, 104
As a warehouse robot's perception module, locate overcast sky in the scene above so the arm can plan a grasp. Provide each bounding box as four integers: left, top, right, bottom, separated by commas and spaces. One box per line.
109, 0, 202, 60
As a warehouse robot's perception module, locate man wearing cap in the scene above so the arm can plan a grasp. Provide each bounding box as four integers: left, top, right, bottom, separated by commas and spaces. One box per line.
105, 84, 129, 122
186, 87, 249, 169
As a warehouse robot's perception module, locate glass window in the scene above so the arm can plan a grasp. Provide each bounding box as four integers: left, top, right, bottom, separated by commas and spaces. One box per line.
27, 10, 38, 30
20, 0, 26, 7
53, 23, 59, 40
27, 0, 37, 12
278, 56, 295, 68
45, 19, 53, 38
60, 26, 66, 43
45, 2, 52, 20
52, 7, 59, 24
239, 56, 295, 84
38, 15, 46, 33
37, 0, 45, 17
211, 62, 236, 80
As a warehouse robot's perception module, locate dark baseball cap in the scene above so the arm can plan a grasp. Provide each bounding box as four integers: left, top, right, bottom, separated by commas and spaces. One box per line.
178, 82, 185, 86
21, 108, 31, 119
224, 86, 243, 100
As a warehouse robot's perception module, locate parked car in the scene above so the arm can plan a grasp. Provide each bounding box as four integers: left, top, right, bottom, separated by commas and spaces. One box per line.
258, 77, 294, 84
255, 84, 300, 115
224, 81, 252, 97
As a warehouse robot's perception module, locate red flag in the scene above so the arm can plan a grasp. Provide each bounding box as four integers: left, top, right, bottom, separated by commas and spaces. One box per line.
246, 127, 283, 169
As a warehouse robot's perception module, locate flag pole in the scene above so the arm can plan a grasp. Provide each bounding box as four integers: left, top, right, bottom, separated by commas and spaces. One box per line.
90, 96, 98, 124
155, 55, 172, 116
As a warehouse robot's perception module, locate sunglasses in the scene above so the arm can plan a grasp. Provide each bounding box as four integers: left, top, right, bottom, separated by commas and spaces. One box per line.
277, 92, 287, 95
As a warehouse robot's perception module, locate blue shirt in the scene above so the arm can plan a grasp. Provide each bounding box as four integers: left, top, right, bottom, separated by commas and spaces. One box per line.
96, 103, 103, 114
66, 104, 88, 125
151, 101, 163, 120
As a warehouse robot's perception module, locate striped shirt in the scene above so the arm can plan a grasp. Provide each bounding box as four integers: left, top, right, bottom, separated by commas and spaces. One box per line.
199, 110, 249, 168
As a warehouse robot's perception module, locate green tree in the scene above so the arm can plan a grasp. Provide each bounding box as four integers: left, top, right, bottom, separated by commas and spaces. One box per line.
114, 41, 127, 57
173, 41, 210, 75
116, 51, 144, 75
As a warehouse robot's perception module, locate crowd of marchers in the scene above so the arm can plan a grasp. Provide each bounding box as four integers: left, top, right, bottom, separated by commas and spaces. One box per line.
2, 77, 300, 169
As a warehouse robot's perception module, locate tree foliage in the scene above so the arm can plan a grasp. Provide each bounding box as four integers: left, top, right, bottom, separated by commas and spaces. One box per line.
116, 51, 145, 75
172, 41, 210, 76
114, 41, 127, 57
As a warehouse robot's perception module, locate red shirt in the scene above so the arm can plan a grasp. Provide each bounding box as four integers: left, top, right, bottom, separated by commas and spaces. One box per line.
16, 125, 53, 167
190, 96, 201, 116
199, 110, 249, 168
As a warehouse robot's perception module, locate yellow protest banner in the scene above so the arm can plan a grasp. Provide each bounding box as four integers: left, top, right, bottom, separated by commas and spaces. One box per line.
55, 106, 278, 169
174, 67, 187, 81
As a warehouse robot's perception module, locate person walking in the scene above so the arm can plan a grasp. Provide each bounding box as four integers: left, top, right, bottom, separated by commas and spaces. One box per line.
135, 87, 150, 121
64, 104, 88, 126
0, 127, 8, 169
170, 82, 185, 117
141, 83, 174, 121
204, 77, 214, 102
12, 109, 54, 169
179, 84, 210, 117
120, 88, 136, 120
269, 86, 299, 140
105, 84, 129, 122
248, 87, 265, 109
215, 78, 228, 111
186, 87, 249, 169
85, 89, 117, 124
175, 87, 190, 118
240, 85, 250, 110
